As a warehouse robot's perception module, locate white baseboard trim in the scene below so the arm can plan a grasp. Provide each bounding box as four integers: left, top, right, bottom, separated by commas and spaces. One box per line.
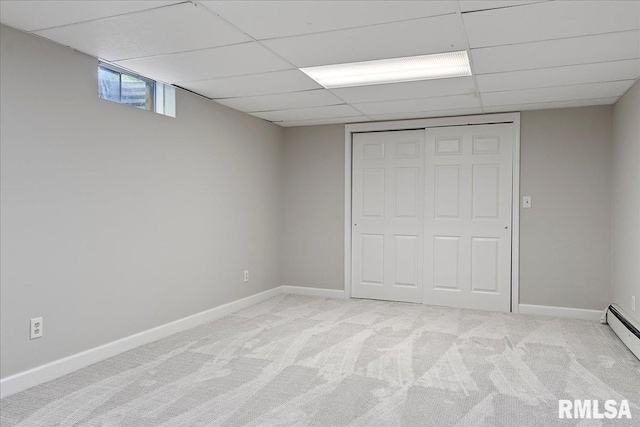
518, 304, 603, 321
0, 286, 283, 399
1, 285, 348, 398
281, 285, 345, 299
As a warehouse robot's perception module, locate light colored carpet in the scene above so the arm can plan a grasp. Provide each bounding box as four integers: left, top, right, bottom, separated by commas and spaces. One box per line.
1, 294, 639, 426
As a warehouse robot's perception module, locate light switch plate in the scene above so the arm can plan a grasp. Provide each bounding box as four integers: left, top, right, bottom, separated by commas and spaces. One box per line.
523, 196, 532, 209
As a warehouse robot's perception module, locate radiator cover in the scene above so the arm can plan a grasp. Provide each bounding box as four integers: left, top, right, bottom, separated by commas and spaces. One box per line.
606, 304, 640, 360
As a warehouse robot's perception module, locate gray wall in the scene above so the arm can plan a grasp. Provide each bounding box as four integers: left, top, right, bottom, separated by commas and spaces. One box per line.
519, 106, 612, 310
282, 107, 614, 311
0, 25, 284, 378
612, 80, 640, 323
282, 125, 345, 290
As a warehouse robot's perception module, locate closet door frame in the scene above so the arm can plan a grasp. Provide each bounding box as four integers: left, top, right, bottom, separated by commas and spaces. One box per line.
344, 113, 521, 313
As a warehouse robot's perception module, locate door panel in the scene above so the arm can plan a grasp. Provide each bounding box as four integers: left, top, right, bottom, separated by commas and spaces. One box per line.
436, 137, 463, 155
434, 236, 460, 290
471, 237, 499, 293
472, 164, 500, 219
435, 165, 461, 218
362, 169, 385, 217
395, 168, 419, 218
424, 124, 513, 312
352, 130, 424, 303
394, 235, 418, 287
361, 234, 384, 285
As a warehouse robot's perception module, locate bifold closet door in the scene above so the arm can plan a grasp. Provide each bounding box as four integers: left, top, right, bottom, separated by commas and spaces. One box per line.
352, 130, 424, 303
424, 124, 513, 312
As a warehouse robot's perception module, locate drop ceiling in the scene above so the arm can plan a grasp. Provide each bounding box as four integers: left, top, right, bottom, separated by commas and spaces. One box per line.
1, 0, 638, 127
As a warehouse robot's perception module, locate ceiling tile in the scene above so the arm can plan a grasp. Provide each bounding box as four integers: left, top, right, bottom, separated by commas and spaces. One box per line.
177, 70, 322, 98
201, 1, 456, 40
116, 43, 291, 84
459, 1, 547, 13
368, 108, 483, 121
331, 77, 477, 103
0, 1, 181, 31
471, 31, 640, 74
481, 80, 636, 106
215, 90, 343, 113
476, 60, 640, 93
484, 97, 619, 113
251, 105, 360, 122
353, 94, 481, 116
262, 14, 466, 67
464, 1, 639, 48
277, 116, 371, 127
34, 2, 250, 61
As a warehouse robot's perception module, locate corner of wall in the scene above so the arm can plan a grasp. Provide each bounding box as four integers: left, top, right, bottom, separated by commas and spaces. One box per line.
611, 80, 640, 324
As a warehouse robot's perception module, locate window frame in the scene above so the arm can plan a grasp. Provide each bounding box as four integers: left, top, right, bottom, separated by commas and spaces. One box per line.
98, 61, 175, 117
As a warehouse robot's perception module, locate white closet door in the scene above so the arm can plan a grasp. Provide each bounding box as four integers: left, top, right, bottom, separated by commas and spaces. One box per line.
352, 130, 424, 303
424, 124, 513, 312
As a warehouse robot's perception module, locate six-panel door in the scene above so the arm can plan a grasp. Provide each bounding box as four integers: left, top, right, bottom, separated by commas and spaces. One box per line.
424, 124, 513, 312
352, 130, 425, 303
352, 124, 514, 311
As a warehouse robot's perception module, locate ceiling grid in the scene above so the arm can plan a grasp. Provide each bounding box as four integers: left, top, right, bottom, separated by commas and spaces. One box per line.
0, 0, 637, 126
454, 0, 485, 114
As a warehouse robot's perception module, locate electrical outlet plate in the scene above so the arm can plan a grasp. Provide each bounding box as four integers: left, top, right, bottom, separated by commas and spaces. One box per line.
30, 317, 43, 340
243, 270, 249, 282
522, 196, 532, 209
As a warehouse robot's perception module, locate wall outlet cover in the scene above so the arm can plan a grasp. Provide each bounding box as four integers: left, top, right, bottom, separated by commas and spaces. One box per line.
30, 317, 43, 340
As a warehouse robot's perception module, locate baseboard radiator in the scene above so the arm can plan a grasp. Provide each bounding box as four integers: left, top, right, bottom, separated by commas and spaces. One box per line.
604, 304, 640, 360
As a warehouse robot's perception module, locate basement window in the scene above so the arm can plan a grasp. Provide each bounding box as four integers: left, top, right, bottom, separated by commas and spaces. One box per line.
98, 62, 175, 117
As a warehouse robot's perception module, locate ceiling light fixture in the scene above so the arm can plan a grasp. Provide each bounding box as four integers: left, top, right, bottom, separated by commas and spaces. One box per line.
300, 51, 472, 89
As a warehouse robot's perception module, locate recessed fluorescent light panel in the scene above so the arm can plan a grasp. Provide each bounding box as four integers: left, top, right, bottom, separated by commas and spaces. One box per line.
300, 51, 472, 88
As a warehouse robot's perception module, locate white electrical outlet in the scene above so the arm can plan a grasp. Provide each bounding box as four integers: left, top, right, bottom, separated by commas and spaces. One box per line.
632, 295, 636, 312
30, 317, 43, 340
243, 270, 249, 282
523, 196, 532, 209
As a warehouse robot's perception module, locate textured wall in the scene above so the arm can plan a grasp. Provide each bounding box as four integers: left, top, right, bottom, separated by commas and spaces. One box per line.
0, 25, 284, 378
